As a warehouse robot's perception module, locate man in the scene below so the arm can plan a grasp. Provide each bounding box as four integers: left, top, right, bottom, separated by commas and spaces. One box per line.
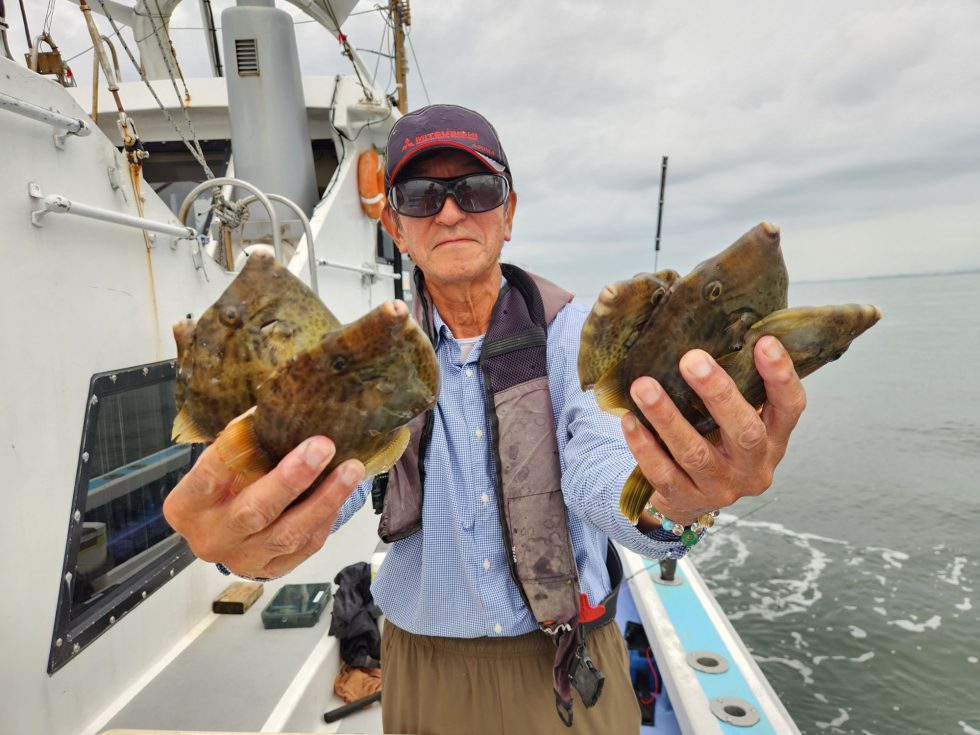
164, 104, 806, 733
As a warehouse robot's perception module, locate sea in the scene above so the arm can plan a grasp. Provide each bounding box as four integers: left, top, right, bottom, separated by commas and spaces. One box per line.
687, 271, 980, 735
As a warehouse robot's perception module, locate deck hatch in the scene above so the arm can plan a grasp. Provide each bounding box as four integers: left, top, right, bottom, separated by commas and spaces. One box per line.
48, 360, 202, 674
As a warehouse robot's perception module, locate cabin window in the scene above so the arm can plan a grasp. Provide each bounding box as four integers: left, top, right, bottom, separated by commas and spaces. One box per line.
142, 139, 232, 229
49, 361, 202, 674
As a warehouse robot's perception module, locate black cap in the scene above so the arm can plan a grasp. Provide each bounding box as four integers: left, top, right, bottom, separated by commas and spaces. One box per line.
385, 104, 510, 189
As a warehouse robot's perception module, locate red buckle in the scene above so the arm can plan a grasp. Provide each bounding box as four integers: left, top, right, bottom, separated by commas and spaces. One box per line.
579, 593, 606, 624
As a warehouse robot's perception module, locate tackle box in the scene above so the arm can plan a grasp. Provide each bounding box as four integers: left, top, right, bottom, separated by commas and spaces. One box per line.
260, 582, 332, 629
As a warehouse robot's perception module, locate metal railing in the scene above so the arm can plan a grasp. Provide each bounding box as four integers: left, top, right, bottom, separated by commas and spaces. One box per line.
28, 182, 195, 239
0, 91, 91, 138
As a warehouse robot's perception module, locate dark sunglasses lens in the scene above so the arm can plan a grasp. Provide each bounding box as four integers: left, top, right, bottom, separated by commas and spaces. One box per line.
391, 180, 446, 217
453, 175, 508, 213
391, 174, 508, 217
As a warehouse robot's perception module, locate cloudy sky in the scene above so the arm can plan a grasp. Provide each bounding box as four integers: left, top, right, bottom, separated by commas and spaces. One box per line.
12, 0, 980, 299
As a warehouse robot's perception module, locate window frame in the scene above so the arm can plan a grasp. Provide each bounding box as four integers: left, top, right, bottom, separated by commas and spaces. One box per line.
48, 360, 199, 675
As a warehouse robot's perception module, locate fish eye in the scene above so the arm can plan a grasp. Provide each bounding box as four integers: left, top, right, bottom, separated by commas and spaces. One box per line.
332, 356, 348, 373
219, 305, 242, 327
704, 280, 724, 302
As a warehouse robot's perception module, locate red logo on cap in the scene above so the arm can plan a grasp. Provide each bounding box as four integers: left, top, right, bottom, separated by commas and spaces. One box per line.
402, 137, 414, 151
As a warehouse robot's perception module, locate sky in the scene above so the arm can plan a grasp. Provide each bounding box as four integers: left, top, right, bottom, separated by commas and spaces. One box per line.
10, 0, 980, 300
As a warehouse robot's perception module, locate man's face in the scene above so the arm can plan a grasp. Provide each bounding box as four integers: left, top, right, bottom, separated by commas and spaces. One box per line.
381, 149, 517, 288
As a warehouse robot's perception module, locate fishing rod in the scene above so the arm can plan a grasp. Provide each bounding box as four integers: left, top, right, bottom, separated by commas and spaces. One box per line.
654, 155, 668, 271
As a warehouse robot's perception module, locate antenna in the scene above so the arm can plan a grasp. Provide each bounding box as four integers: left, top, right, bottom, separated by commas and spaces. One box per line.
654, 155, 668, 271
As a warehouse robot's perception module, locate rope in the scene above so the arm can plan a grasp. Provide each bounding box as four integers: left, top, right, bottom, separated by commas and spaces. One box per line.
322, 0, 373, 102
149, 0, 190, 102
42, 0, 56, 35
92, 0, 215, 179
405, 25, 429, 107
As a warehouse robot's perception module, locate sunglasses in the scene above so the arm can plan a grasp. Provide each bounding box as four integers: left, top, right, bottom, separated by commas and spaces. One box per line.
388, 173, 511, 218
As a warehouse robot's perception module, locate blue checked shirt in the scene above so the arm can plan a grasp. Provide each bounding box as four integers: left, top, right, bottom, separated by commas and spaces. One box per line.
332, 288, 692, 638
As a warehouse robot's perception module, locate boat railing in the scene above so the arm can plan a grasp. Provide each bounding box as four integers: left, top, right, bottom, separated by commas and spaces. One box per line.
0, 90, 91, 145
28, 181, 196, 240
236, 191, 319, 296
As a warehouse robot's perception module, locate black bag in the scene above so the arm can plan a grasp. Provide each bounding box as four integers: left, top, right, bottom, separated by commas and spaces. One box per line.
328, 562, 382, 668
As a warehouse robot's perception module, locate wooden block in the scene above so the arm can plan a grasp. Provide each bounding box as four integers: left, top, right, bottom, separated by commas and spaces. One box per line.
212, 581, 264, 614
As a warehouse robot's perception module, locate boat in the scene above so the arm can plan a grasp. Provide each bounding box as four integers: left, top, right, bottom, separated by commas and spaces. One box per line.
0, 1, 801, 732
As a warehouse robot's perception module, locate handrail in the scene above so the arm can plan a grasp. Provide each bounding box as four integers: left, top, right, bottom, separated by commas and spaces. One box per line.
28, 182, 196, 238
316, 258, 400, 281
0, 92, 91, 137
176, 177, 283, 263
237, 192, 319, 296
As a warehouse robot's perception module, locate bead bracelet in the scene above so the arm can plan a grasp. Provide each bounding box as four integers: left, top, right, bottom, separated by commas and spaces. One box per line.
645, 506, 720, 547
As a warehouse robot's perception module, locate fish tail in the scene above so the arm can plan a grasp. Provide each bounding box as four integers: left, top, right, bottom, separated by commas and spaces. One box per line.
171, 406, 214, 444
620, 466, 654, 524
212, 413, 273, 494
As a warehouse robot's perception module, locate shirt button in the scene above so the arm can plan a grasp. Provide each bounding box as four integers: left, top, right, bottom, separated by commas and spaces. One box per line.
474, 428, 483, 438
465, 368, 474, 377
494, 623, 503, 634
481, 493, 489, 504
483, 558, 491, 570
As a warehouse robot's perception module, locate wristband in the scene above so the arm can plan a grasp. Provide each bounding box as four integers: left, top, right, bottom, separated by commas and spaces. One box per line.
215, 562, 272, 582
645, 506, 719, 547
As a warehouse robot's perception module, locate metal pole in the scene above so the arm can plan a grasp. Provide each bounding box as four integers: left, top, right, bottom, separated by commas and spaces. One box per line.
16, 0, 30, 48
29, 188, 196, 238
390, 0, 407, 113
0, 92, 91, 135
198, 0, 222, 77
654, 155, 668, 271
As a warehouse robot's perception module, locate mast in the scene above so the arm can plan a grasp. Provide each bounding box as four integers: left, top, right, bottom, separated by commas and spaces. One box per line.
654, 155, 668, 271
390, 0, 409, 113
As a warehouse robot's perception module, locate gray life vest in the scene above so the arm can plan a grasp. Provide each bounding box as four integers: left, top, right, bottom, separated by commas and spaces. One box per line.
373, 264, 615, 725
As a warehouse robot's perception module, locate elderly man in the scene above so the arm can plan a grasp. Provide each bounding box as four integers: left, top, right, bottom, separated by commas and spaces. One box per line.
164, 104, 806, 733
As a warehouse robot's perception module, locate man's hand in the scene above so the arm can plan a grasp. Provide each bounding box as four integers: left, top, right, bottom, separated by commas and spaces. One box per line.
163, 433, 365, 579
622, 336, 806, 527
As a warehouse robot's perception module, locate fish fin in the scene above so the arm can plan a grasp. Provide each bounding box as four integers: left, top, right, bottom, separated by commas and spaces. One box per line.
704, 427, 722, 445
578, 273, 670, 389
212, 413, 273, 493
620, 466, 654, 524
363, 426, 411, 477
594, 368, 631, 416
171, 406, 213, 444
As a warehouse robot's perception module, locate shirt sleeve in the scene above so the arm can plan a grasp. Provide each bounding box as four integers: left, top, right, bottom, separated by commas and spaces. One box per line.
331, 477, 372, 533
549, 303, 697, 560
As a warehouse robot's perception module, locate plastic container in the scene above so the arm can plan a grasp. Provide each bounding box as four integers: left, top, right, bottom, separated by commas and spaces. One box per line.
260, 582, 331, 629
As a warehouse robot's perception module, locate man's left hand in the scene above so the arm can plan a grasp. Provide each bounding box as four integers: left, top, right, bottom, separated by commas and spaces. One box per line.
621, 335, 807, 527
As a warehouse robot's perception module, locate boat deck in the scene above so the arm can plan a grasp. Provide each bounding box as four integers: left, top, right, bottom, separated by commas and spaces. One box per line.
97, 526, 797, 734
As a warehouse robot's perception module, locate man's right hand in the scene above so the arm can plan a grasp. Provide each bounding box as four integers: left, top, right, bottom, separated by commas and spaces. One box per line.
163, 434, 365, 579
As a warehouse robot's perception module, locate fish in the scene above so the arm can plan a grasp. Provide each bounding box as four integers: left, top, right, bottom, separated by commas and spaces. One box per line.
577, 222, 881, 523
212, 298, 440, 489
172, 252, 342, 444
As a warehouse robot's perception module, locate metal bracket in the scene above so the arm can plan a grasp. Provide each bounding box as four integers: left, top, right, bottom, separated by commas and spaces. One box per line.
192, 235, 210, 281
29, 181, 61, 226
107, 165, 129, 204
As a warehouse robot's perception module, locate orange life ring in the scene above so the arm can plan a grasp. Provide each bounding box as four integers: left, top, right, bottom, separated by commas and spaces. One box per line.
357, 150, 386, 220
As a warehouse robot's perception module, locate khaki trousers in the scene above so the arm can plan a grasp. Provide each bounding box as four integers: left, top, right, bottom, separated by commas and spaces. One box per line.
381, 620, 641, 734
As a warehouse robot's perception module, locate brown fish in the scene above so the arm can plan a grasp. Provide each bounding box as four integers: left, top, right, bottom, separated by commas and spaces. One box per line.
213, 299, 440, 489
578, 223, 881, 524
172, 253, 342, 443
